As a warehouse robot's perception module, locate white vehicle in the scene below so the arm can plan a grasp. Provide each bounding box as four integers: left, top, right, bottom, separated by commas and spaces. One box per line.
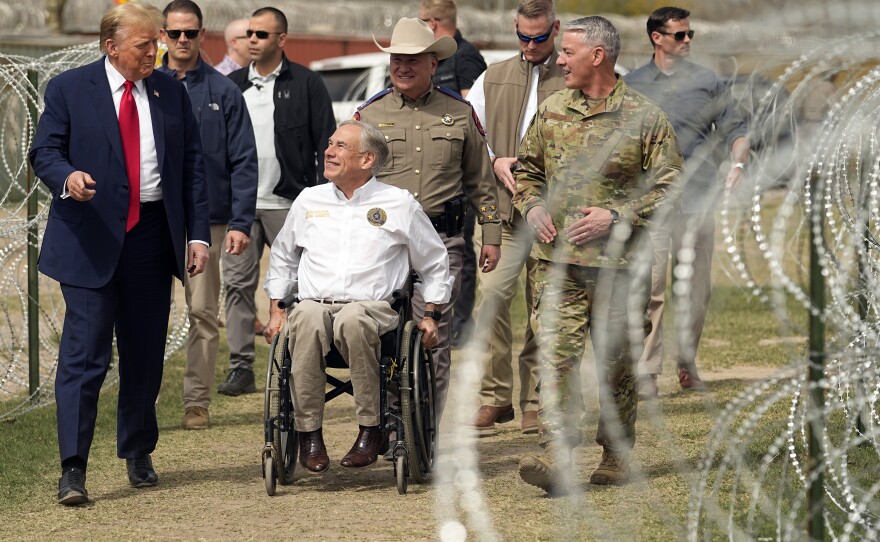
311, 50, 517, 123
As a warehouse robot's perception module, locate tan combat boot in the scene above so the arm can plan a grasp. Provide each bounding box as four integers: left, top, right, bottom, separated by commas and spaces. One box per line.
181, 406, 210, 430
518, 442, 573, 495
589, 448, 629, 485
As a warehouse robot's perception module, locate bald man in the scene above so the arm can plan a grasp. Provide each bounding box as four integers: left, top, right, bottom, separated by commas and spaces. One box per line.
215, 18, 250, 75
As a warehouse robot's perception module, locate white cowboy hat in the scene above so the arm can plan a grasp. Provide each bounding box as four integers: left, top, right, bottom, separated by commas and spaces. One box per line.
373, 17, 457, 60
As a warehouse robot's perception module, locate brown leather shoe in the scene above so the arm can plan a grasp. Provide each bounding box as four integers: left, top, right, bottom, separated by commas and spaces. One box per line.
469, 404, 514, 436
678, 365, 706, 391
521, 411, 539, 434
298, 428, 329, 473
340, 425, 388, 468
638, 374, 659, 400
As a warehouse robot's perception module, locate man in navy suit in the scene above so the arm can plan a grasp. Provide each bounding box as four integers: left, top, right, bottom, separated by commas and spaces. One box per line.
29, 2, 210, 505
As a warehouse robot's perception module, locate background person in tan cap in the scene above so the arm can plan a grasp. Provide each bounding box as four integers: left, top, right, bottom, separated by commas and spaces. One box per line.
355, 17, 501, 421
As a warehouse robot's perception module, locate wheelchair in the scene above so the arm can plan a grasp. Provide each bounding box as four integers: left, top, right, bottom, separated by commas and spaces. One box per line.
261, 283, 438, 495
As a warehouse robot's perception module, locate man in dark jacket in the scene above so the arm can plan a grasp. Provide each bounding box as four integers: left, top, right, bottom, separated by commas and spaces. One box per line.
222, 6, 336, 395
158, 0, 258, 429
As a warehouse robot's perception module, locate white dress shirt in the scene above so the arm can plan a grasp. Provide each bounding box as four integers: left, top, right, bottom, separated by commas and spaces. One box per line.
467, 55, 549, 158
243, 61, 290, 210
265, 178, 453, 304
104, 57, 162, 201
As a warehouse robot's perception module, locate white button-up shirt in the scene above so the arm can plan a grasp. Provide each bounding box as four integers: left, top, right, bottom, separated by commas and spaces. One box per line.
265, 178, 453, 304
104, 57, 162, 201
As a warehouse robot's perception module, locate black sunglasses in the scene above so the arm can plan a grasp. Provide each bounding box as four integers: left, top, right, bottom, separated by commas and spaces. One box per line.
658, 29, 695, 41
165, 29, 200, 40
246, 30, 282, 39
516, 25, 554, 44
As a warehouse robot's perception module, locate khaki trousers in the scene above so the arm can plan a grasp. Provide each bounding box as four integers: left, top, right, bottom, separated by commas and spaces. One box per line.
289, 300, 399, 432
183, 224, 227, 408
224, 208, 289, 371
640, 212, 715, 375
473, 217, 540, 413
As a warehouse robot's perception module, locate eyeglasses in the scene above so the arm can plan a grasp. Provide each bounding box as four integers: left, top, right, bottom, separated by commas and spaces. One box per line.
657, 29, 695, 41
164, 29, 200, 40
516, 25, 554, 44
246, 30, 282, 39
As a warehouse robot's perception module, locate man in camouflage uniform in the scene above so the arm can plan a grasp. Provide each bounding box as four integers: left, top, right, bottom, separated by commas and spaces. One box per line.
355, 17, 502, 416
513, 16, 683, 493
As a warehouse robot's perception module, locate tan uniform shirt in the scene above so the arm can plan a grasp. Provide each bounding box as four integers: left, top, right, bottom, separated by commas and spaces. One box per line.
355, 86, 502, 245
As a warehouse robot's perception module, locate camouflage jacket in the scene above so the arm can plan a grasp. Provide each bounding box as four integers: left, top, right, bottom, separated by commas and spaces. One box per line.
512, 77, 683, 268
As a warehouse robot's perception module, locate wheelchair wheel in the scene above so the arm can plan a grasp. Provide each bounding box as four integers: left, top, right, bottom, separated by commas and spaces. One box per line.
264, 332, 297, 494
395, 453, 408, 495
263, 453, 276, 496
399, 321, 437, 484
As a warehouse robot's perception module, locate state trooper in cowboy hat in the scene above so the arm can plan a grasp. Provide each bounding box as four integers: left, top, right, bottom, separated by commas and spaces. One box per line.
355, 17, 502, 422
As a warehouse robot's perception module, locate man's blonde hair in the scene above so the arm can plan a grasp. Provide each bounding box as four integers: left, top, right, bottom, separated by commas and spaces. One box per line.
99, 2, 164, 53
420, 0, 457, 28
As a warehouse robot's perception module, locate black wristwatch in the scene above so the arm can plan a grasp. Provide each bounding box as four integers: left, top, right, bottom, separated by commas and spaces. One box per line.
609, 209, 620, 224
424, 309, 442, 322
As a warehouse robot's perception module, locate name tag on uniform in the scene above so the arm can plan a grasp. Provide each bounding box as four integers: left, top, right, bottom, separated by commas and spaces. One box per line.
306, 210, 329, 219
378, 123, 395, 127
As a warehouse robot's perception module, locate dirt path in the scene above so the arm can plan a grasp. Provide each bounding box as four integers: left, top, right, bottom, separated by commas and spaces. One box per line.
0, 335, 788, 542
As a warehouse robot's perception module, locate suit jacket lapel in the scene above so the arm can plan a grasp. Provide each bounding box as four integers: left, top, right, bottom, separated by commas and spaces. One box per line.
144, 76, 166, 176
89, 59, 126, 169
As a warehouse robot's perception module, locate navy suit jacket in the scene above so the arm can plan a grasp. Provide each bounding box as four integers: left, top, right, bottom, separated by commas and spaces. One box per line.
29, 58, 210, 288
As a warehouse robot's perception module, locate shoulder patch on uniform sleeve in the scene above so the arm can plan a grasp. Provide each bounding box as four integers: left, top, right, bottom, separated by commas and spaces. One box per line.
356, 88, 393, 112
471, 109, 486, 136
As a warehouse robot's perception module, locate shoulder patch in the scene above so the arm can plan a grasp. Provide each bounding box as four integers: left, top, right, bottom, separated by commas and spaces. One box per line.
356, 88, 393, 112
471, 109, 486, 136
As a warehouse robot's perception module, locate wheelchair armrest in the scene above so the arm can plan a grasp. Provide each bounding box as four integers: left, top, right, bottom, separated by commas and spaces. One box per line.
278, 293, 299, 310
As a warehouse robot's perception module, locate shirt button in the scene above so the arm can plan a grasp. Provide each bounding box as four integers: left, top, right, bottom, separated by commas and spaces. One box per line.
119, 217, 126, 223
122, 185, 129, 191
413, 192, 419, 198
415, 125, 420, 130
446, 133, 451, 137
385, 135, 389, 140
414, 107, 419, 111
416, 147, 421, 152
415, 169, 420, 175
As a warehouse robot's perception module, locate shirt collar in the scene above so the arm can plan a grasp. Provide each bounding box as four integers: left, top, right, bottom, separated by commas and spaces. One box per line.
248, 60, 282, 84
104, 56, 146, 95
391, 86, 435, 108
332, 177, 378, 201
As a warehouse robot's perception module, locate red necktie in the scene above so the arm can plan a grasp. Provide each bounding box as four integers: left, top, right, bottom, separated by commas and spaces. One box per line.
119, 80, 140, 232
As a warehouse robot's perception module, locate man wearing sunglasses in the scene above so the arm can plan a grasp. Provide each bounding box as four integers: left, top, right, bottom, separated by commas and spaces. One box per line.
625, 7, 749, 399
224, 7, 336, 398
463, 0, 565, 437
157, 0, 258, 430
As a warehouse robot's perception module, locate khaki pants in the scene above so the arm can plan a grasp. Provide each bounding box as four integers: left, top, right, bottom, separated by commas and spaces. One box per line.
183, 224, 228, 408
640, 212, 715, 375
289, 300, 399, 432
224, 208, 289, 371
473, 217, 539, 413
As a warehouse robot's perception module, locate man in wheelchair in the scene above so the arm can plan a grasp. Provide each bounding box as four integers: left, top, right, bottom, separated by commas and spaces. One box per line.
262, 120, 453, 472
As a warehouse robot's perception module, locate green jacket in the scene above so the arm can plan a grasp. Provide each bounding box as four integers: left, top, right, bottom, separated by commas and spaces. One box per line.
512, 78, 683, 268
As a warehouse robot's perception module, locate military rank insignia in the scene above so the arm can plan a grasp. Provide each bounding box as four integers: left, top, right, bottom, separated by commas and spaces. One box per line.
367, 208, 387, 226
441, 114, 454, 126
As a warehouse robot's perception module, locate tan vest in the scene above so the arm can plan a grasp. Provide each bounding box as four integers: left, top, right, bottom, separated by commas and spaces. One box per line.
483, 52, 566, 220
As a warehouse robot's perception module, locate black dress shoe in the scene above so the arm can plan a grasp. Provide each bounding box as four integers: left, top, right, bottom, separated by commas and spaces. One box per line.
58, 467, 89, 506
341, 425, 389, 468
298, 428, 329, 473
126, 456, 159, 488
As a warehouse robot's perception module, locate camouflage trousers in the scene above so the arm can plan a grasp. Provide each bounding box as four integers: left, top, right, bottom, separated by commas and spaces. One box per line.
532, 259, 651, 451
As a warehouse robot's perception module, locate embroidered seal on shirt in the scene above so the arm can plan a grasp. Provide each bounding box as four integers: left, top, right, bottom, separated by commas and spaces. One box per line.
441, 113, 454, 126
367, 208, 387, 227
